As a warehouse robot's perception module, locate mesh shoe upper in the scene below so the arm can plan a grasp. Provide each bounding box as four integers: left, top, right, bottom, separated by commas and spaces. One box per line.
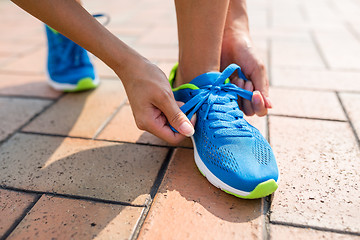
172, 64, 279, 192
45, 26, 96, 84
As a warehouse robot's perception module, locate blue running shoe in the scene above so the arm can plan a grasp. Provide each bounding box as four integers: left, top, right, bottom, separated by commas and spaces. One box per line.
170, 63, 279, 199
45, 25, 99, 92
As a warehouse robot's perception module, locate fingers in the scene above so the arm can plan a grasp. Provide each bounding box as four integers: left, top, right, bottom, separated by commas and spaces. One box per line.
249, 62, 272, 109
232, 61, 271, 117
242, 80, 255, 116
252, 90, 267, 116
155, 91, 194, 137
147, 115, 189, 145
231, 76, 245, 89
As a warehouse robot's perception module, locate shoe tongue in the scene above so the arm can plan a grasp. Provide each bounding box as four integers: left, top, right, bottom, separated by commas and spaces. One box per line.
190, 72, 221, 87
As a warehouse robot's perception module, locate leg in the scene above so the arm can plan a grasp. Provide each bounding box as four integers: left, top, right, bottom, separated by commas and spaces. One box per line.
174, 0, 230, 86
171, 0, 279, 199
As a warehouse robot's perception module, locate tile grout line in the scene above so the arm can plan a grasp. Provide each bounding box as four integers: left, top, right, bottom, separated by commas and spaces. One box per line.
270, 220, 360, 237
298, 1, 309, 23
92, 98, 128, 139
269, 65, 360, 73
309, 30, 330, 70
0, 194, 42, 240
20, 130, 193, 149
130, 148, 175, 240
0, 70, 45, 76
268, 113, 347, 123
263, 115, 272, 240
0, 185, 145, 208
0, 92, 65, 147
345, 22, 360, 43
269, 85, 360, 94
335, 92, 360, 148
0, 95, 59, 101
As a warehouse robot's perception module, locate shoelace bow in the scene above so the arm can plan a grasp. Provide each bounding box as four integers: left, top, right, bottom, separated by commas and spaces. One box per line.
175, 64, 254, 138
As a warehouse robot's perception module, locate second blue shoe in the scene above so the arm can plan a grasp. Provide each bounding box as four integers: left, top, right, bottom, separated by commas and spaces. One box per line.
45, 25, 99, 92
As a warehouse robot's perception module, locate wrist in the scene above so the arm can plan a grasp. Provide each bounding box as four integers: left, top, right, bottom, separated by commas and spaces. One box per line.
224, 0, 250, 35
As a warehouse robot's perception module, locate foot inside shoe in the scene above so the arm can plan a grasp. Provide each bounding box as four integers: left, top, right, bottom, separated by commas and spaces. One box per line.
170, 63, 279, 199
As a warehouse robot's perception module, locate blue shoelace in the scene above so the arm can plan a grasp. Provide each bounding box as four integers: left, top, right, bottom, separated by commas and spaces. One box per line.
174, 64, 254, 138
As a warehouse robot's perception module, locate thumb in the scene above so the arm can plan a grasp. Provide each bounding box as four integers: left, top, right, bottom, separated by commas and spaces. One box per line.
157, 96, 194, 137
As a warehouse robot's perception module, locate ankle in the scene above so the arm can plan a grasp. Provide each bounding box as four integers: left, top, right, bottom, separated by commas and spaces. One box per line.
174, 63, 219, 87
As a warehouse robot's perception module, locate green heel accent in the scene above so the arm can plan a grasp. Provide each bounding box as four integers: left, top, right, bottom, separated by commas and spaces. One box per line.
224, 179, 278, 199
64, 78, 97, 92
169, 62, 178, 87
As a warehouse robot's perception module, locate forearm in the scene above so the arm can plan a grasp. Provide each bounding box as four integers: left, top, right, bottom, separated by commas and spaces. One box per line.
11, 0, 146, 78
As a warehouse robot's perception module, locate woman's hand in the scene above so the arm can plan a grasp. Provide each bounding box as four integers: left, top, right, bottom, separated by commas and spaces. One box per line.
221, 0, 272, 117
119, 57, 195, 145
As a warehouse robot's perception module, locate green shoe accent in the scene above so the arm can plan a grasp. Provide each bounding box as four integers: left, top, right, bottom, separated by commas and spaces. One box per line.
197, 167, 205, 177
172, 83, 200, 91
169, 62, 178, 87
224, 179, 278, 199
48, 26, 59, 34
64, 78, 98, 92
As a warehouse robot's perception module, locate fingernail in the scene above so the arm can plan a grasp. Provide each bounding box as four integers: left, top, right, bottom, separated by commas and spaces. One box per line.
179, 121, 195, 137
253, 91, 261, 105
266, 97, 273, 108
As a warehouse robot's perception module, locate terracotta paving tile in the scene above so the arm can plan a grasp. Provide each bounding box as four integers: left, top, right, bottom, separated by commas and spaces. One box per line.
269, 87, 346, 120
0, 189, 37, 236
302, 1, 339, 25
314, 28, 360, 70
271, 1, 306, 29
248, 8, 268, 29
0, 47, 45, 74
7, 195, 143, 240
269, 116, 360, 232
138, 148, 264, 240
339, 92, 360, 138
270, 225, 360, 240
269, 1, 345, 31
0, 97, 51, 141
0, 133, 168, 205
331, 0, 360, 24
0, 73, 62, 99
23, 80, 126, 138
136, 26, 178, 46
0, 42, 40, 56
135, 47, 178, 63
271, 37, 325, 69
251, 29, 310, 41
271, 68, 360, 92
97, 104, 192, 148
